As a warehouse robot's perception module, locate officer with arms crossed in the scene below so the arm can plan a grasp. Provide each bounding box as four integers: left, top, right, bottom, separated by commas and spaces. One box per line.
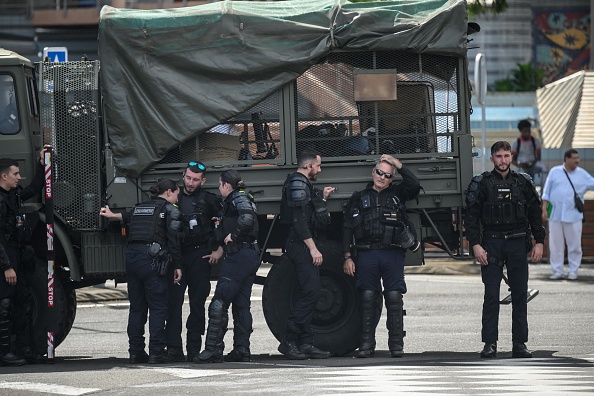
343, 154, 421, 358
195, 170, 260, 363
278, 149, 335, 360
465, 141, 544, 359
165, 161, 223, 362
100, 179, 183, 364
0, 146, 51, 366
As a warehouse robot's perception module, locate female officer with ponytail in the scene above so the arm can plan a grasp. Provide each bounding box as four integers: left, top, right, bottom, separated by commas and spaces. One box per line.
100, 179, 183, 364
194, 169, 260, 364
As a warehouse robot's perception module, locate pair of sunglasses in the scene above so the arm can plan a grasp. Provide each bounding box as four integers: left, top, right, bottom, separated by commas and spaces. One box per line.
188, 161, 206, 171
374, 168, 394, 179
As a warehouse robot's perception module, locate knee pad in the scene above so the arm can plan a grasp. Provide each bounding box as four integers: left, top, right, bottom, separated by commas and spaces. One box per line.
360, 290, 376, 309
0, 298, 11, 318
208, 299, 228, 319
384, 290, 403, 311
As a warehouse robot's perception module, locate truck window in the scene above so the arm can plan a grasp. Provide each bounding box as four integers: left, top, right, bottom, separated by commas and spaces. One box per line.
27, 76, 39, 118
0, 74, 20, 134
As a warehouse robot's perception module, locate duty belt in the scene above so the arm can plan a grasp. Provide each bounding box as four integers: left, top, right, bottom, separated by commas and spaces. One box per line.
483, 228, 526, 240
128, 242, 153, 248
237, 241, 259, 250
354, 242, 390, 250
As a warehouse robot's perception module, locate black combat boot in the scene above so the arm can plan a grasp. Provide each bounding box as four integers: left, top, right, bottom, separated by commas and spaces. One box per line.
186, 333, 202, 362
224, 346, 251, 362
166, 346, 186, 363
512, 343, 532, 358
385, 291, 405, 358
194, 300, 228, 364
357, 290, 379, 358
278, 331, 307, 360
129, 350, 149, 364
148, 349, 168, 364
299, 343, 330, 359
480, 342, 497, 358
0, 298, 26, 367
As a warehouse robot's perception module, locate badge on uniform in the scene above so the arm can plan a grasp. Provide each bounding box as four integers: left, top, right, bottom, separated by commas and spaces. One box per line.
496, 188, 511, 201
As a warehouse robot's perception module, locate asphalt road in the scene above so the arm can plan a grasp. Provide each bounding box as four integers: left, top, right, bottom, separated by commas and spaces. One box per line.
1, 263, 593, 395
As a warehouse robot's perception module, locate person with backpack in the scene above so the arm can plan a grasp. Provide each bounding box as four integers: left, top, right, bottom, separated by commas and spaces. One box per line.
511, 119, 547, 185
342, 154, 421, 358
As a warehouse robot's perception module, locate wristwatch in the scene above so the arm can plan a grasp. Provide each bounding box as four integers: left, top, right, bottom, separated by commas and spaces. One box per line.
343, 255, 352, 261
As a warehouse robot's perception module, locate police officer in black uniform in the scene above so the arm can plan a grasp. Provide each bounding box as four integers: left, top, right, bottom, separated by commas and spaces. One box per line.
165, 162, 223, 362
100, 179, 183, 364
194, 169, 260, 363
0, 146, 51, 366
277, 149, 335, 360
343, 154, 421, 358
464, 141, 544, 359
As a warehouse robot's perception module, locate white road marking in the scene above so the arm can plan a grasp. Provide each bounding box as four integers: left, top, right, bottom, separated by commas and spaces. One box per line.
0, 381, 100, 395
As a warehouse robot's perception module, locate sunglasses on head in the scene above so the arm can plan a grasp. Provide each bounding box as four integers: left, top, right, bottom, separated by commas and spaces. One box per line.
374, 168, 393, 179
188, 161, 206, 171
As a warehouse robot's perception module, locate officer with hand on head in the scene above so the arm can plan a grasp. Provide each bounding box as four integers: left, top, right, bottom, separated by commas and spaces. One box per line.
464, 141, 544, 359
100, 179, 183, 364
342, 154, 421, 358
277, 148, 335, 360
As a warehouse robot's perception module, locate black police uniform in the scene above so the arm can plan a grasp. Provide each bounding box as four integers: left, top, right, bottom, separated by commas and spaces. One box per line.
165, 187, 222, 361
465, 170, 544, 356
0, 161, 44, 365
342, 165, 420, 357
278, 172, 331, 353
123, 197, 183, 363
195, 189, 259, 363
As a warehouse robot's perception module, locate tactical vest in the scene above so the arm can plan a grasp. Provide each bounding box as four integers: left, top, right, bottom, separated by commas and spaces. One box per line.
352, 189, 408, 247
280, 172, 329, 229
181, 189, 213, 245
481, 173, 528, 226
221, 190, 258, 242
0, 188, 32, 244
128, 198, 168, 245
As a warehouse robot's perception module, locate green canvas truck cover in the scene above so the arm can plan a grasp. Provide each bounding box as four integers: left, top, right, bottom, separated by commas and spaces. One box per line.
98, 0, 468, 177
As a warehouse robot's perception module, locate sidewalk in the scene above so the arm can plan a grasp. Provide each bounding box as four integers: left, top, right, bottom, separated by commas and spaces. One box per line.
75, 258, 594, 304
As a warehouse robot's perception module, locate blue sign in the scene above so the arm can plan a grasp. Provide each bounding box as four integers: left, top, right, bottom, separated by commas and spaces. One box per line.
43, 47, 68, 62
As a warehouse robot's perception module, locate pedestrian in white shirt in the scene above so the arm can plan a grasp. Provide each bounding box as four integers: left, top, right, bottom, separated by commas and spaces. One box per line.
541, 149, 594, 280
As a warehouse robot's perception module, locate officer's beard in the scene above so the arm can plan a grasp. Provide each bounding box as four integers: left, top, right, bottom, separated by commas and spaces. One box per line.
494, 163, 510, 173
308, 171, 318, 182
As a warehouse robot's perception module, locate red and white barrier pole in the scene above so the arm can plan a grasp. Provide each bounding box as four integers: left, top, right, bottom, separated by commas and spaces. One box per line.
45, 148, 55, 363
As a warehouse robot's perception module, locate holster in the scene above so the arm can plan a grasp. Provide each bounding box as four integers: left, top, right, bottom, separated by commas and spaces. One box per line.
156, 250, 171, 276
224, 242, 240, 255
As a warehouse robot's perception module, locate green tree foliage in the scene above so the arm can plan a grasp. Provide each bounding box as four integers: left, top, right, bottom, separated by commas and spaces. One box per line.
468, 0, 508, 17
492, 62, 544, 92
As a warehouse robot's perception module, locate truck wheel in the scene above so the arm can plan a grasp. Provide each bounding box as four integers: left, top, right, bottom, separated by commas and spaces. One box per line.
25, 259, 75, 356
262, 240, 359, 356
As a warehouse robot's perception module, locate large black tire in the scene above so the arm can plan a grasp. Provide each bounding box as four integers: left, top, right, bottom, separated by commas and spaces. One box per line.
25, 259, 77, 356
262, 240, 359, 356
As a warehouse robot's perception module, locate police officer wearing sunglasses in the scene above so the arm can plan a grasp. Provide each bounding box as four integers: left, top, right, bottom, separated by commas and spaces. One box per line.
165, 161, 224, 363
343, 154, 421, 358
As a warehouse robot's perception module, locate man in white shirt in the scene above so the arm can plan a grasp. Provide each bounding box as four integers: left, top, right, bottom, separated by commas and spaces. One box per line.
541, 149, 594, 280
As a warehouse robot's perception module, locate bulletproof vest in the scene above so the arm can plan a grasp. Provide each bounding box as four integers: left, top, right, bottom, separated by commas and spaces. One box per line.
0, 188, 31, 244
128, 198, 168, 245
181, 189, 213, 244
352, 189, 406, 245
481, 173, 528, 227
221, 190, 258, 242
280, 172, 314, 227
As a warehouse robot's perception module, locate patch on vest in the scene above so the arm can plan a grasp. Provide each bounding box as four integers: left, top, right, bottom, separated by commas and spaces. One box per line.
133, 207, 156, 215
496, 188, 511, 201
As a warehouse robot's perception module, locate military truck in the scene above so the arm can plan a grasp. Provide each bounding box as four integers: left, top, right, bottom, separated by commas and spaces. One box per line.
0, 0, 477, 356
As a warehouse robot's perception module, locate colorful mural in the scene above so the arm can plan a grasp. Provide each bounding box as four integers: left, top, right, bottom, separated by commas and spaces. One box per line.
534, 9, 590, 85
